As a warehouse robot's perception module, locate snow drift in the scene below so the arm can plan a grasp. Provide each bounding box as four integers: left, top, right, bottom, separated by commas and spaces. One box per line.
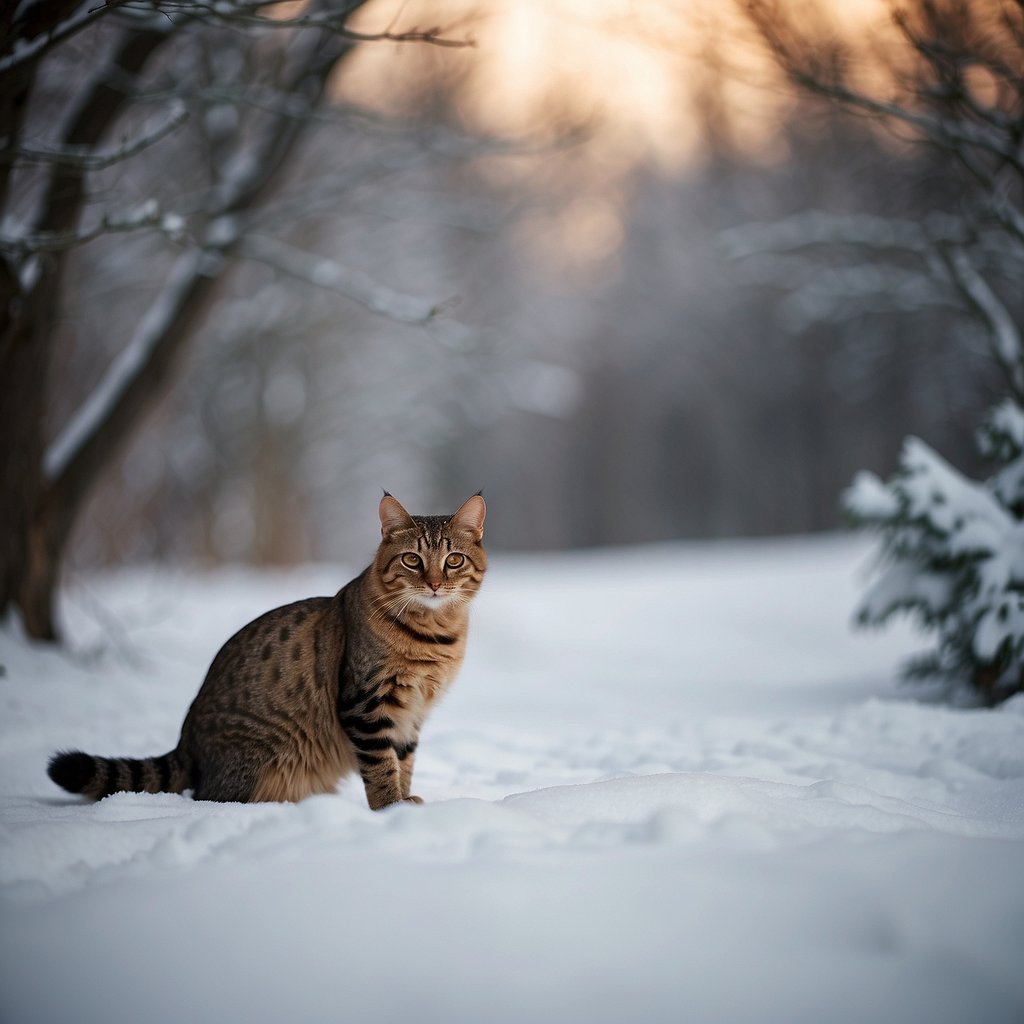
1, 536, 1022, 1024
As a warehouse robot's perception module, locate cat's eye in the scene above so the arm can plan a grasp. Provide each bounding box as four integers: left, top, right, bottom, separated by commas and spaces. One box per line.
445, 553, 465, 569
401, 553, 422, 569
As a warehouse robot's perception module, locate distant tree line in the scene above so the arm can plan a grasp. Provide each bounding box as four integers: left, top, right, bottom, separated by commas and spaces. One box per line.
6, 0, 1018, 677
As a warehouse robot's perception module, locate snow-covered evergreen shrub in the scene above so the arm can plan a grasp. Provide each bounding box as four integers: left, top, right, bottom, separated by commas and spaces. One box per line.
844, 400, 1024, 703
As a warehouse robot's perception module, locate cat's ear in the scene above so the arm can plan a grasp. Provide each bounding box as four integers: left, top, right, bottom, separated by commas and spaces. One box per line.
450, 493, 486, 541
379, 493, 417, 537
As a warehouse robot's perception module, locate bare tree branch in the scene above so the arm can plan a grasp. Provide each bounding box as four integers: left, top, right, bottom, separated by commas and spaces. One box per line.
112, 0, 475, 48
738, 0, 1024, 400
0, 0, 132, 74
744, 1, 1024, 177
720, 210, 932, 259
943, 246, 1024, 397
0, 99, 187, 171
44, 24, 358, 511
721, 204, 1023, 390
238, 234, 444, 325
0, 0, 471, 76
31, 23, 176, 236
891, 4, 1024, 97
3, 0, 479, 638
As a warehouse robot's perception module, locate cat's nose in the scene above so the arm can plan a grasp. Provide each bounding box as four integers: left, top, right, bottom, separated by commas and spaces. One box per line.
430, 582, 441, 593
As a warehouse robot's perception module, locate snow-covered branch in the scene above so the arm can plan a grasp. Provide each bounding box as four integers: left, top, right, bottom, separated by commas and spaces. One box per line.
719, 211, 932, 261
0, 200, 185, 255
722, 208, 1024, 278
944, 247, 1024, 398
987, 188, 1024, 249
41, 23, 359, 504
239, 234, 444, 325
43, 248, 205, 483
721, 210, 1022, 355
783, 265, 953, 330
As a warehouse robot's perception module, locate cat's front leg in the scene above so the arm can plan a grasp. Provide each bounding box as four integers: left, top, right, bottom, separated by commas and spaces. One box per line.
354, 747, 404, 810
396, 739, 421, 803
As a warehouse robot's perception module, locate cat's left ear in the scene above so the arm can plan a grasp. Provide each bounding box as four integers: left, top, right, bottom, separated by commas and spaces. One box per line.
450, 493, 486, 541
380, 493, 417, 537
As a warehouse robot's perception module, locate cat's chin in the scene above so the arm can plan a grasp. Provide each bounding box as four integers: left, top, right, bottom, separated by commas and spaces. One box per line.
412, 591, 461, 612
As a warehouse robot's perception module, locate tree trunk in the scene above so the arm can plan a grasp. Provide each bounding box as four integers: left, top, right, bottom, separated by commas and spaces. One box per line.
0, 20, 174, 637
0, 269, 52, 633
0, 2, 80, 632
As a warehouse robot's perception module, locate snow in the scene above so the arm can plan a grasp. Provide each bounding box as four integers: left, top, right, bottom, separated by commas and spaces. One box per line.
898, 436, 1013, 536
858, 560, 953, 622
160, 212, 186, 242
988, 400, 1024, 450
844, 470, 899, 519
846, 426, 1024, 686
2, 535, 1023, 1024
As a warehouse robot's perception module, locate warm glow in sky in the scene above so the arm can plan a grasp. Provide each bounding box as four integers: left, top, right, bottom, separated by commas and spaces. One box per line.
340, 0, 889, 171
337, 0, 890, 280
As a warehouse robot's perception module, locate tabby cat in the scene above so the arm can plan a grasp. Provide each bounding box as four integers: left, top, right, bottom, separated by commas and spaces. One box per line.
48, 493, 486, 808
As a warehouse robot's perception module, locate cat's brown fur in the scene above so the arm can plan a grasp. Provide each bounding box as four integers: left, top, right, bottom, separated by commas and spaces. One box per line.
47, 493, 486, 808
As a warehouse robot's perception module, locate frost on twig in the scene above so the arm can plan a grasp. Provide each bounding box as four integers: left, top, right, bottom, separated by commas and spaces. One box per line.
240, 234, 444, 325
0, 199, 183, 255
44, 247, 206, 484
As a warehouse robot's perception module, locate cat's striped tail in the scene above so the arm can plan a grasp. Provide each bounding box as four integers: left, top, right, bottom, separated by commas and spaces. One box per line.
47, 748, 191, 800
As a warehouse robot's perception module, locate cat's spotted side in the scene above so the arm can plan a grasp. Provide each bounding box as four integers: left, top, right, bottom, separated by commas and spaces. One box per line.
48, 493, 486, 808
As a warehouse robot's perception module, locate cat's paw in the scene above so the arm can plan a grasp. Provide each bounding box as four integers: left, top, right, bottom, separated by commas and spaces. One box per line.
403, 795, 424, 805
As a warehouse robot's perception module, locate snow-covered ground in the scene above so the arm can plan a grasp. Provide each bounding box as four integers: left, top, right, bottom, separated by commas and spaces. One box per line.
2, 535, 1023, 1024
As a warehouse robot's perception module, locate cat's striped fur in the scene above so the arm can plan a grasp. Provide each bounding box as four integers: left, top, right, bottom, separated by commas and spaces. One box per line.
48, 493, 486, 808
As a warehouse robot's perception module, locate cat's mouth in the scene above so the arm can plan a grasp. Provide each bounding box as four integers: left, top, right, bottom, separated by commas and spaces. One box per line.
415, 589, 458, 609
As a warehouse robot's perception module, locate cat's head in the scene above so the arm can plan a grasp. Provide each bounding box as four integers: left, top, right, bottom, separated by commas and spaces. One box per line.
374, 493, 487, 612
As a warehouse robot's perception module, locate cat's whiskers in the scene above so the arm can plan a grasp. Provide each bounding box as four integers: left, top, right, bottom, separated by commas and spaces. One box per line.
369, 589, 420, 626
370, 580, 466, 623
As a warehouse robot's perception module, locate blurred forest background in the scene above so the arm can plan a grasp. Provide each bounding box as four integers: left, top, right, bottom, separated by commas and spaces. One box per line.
3, 0, 1017, 630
